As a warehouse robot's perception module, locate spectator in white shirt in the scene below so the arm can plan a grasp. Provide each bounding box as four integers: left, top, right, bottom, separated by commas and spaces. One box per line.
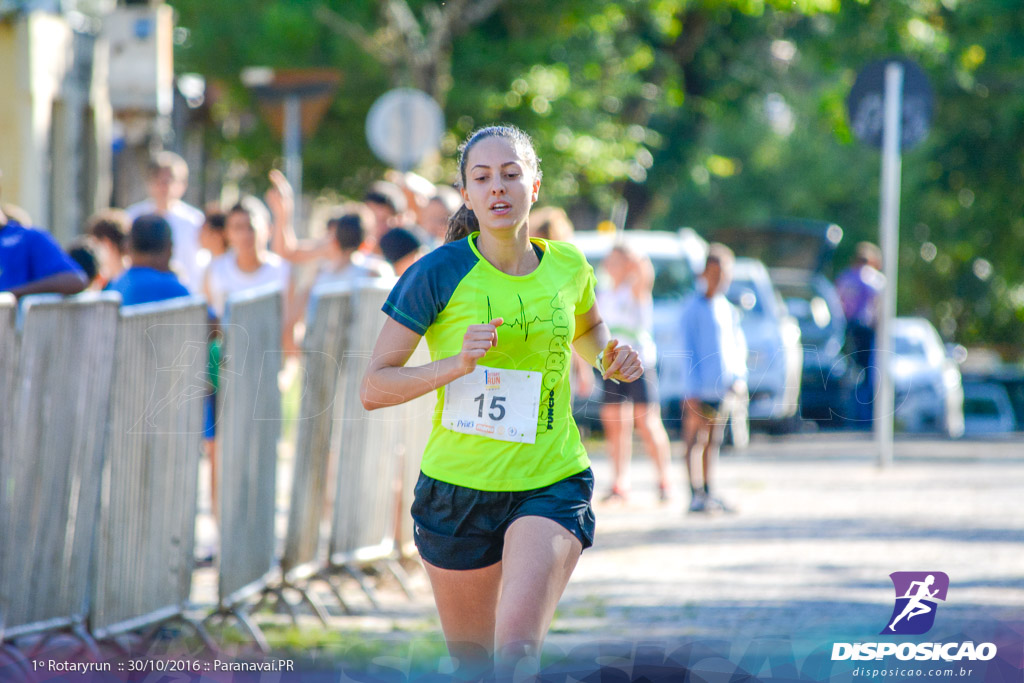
125, 151, 205, 292
203, 196, 291, 320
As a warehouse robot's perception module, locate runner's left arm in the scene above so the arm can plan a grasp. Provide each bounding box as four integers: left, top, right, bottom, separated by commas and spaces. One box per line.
573, 304, 643, 383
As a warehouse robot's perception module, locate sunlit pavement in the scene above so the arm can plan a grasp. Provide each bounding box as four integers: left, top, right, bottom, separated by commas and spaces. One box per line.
556, 431, 1024, 644
190, 431, 1024, 645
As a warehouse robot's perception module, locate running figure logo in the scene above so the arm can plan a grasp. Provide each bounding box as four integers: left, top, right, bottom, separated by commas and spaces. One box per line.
882, 571, 949, 635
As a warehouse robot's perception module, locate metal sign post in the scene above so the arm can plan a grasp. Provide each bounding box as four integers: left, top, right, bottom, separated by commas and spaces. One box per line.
284, 95, 303, 225
241, 68, 341, 232
875, 62, 904, 468
847, 57, 933, 467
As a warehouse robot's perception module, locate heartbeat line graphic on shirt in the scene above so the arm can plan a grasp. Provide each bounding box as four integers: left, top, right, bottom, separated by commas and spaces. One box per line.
486, 295, 553, 341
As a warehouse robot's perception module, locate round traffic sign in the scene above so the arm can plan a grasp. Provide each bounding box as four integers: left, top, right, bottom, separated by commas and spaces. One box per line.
847, 58, 934, 150
365, 88, 445, 171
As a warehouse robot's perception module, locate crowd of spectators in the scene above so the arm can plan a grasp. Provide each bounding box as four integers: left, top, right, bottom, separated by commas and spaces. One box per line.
0, 154, 454, 331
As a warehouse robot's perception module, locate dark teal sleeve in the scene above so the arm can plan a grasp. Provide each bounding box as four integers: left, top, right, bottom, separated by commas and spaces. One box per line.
382, 239, 478, 334
383, 271, 432, 334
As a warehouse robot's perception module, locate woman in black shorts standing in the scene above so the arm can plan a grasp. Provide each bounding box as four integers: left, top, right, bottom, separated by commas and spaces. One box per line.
597, 244, 673, 503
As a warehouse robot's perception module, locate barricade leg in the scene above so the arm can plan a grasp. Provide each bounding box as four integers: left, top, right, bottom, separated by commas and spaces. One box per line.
249, 587, 273, 618
338, 565, 381, 609
383, 558, 417, 600
23, 624, 101, 662
0, 642, 32, 681
228, 608, 270, 654
201, 607, 270, 655
254, 582, 330, 627
290, 582, 333, 625
308, 571, 354, 616
139, 614, 220, 657
252, 586, 298, 627
72, 624, 102, 661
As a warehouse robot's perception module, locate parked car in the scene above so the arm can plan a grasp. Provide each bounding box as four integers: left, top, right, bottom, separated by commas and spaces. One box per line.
570, 229, 708, 435
770, 267, 849, 427
961, 364, 1024, 432
712, 218, 844, 275
890, 317, 964, 438
961, 380, 1017, 436
725, 258, 803, 432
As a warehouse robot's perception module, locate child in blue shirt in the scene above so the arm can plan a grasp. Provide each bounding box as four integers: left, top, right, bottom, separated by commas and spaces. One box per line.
679, 243, 747, 513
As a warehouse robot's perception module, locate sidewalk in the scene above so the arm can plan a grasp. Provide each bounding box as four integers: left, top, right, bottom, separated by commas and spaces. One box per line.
556, 431, 1024, 644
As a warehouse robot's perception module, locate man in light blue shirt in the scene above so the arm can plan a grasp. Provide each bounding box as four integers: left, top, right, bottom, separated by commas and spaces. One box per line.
679, 243, 747, 513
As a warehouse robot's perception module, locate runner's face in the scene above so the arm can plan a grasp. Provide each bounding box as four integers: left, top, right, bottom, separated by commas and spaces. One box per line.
461, 137, 539, 235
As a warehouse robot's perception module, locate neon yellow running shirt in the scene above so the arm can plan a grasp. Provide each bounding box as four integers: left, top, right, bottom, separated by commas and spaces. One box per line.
382, 232, 596, 491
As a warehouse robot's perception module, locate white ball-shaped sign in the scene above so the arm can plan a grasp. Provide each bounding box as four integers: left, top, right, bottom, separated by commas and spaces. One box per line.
366, 88, 445, 171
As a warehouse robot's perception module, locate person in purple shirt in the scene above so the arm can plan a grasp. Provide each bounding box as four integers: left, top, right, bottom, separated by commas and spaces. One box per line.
834, 241, 884, 425
0, 206, 87, 298
106, 214, 190, 306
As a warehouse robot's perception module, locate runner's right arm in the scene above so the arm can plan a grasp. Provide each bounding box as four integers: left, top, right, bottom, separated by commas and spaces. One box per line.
360, 316, 503, 411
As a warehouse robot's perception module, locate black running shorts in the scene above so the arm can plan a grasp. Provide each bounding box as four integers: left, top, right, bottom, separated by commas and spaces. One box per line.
410, 467, 596, 571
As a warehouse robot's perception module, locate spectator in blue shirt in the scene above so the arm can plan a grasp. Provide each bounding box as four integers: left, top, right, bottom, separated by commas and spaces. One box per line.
106, 214, 190, 306
0, 205, 87, 298
679, 243, 747, 514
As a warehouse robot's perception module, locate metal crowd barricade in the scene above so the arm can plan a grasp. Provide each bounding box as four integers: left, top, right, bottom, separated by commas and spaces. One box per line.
271, 281, 355, 623
327, 282, 417, 600
0, 293, 120, 656
88, 297, 213, 648
0, 293, 16, 480
0, 294, 27, 678
395, 339, 433, 557
206, 285, 283, 651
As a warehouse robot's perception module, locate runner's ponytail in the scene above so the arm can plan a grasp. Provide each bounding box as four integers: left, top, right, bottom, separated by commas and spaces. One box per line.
445, 204, 479, 243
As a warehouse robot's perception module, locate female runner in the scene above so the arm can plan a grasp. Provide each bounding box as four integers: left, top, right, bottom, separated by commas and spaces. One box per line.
361, 125, 643, 677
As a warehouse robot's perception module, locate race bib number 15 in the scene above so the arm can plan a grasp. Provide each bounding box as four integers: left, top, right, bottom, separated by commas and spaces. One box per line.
442, 366, 541, 444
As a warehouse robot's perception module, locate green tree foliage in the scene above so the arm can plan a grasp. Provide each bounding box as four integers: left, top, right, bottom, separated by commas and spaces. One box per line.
171, 0, 1024, 350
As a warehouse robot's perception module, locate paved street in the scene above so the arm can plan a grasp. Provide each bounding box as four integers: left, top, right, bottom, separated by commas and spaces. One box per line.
557, 432, 1024, 646
194, 432, 1024, 652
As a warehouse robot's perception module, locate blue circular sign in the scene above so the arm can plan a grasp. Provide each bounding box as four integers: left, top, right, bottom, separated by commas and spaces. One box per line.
847, 57, 934, 150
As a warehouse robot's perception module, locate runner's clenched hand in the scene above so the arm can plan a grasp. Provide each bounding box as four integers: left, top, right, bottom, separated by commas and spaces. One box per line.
600, 338, 644, 383
458, 318, 503, 374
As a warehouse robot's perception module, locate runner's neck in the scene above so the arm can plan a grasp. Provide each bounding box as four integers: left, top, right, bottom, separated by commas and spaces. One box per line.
474, 230, 539, 276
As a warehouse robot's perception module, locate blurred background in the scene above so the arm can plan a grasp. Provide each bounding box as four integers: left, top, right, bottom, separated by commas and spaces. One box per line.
3, 1, 1024, 671
1, 0, 1022, 434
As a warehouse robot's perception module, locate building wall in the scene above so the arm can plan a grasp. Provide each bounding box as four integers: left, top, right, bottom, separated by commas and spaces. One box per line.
1, 12, 112, 242
0, 13, 69, 233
